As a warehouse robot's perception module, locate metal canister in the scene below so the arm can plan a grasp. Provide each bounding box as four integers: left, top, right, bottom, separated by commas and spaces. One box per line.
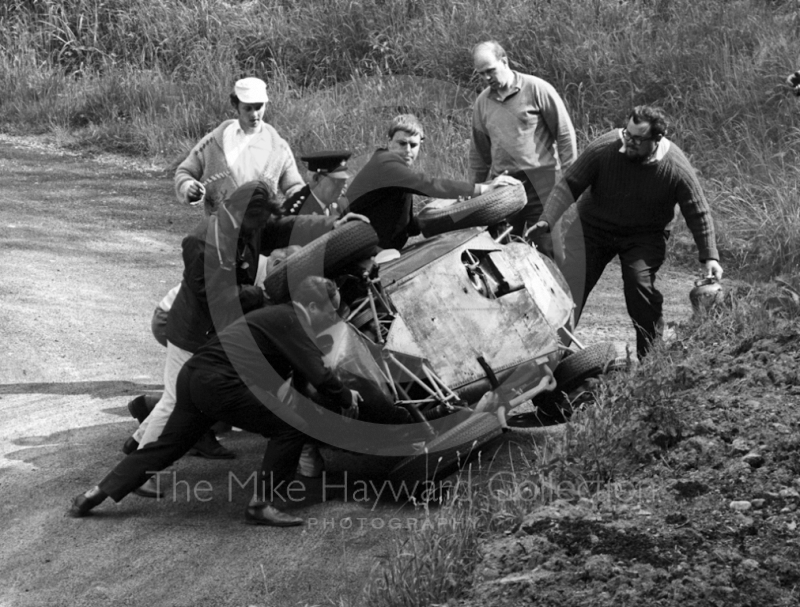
690, 277, 723, 312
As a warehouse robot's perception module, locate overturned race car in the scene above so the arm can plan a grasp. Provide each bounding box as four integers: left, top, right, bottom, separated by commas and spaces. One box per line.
264, 184, 633, 488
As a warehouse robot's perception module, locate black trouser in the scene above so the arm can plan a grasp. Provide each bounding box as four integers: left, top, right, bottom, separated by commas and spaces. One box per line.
99, 365, 305, 503
560, 217, 668, 358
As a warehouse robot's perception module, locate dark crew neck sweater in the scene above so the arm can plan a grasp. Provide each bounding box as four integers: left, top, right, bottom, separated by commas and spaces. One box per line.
541, 130, 719, 261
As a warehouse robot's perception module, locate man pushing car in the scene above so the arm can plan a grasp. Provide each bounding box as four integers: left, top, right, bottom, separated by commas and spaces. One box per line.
69, 277, 361, 527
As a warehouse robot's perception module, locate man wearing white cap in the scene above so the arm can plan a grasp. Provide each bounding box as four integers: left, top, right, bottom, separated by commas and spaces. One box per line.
174, 77, 304, 214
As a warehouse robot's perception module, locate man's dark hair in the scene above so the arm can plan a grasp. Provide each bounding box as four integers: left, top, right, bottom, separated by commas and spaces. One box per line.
225, 180, 282, 218
629, 105, 669, 139
294, 276, 339, 307
246, 181, 282, 216
229, 93, 241, 108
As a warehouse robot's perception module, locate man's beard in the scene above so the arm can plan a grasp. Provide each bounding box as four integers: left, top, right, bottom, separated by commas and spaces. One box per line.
625, 149, 649, 164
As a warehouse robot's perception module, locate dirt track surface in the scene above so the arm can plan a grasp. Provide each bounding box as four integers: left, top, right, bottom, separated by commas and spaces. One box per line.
0, 136, 695, 606
0, 139, 409, 607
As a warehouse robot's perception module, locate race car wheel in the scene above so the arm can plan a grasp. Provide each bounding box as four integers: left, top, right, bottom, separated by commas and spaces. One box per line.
416, 183, 526, 238
264, 221, 378, 303
505, 410, 570, 437
553, 341, 632, 395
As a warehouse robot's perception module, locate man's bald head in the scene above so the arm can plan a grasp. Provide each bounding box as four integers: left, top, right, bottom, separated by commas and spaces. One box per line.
472, 41, 506, 61
472, 41, 514, 92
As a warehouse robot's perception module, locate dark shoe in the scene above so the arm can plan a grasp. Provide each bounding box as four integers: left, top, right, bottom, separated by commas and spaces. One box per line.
188, 431, 235, 460
133, 477, 164, 499
67, 492, 105, 518
127, 395, 150, 423
121, 436, 139, 455
211, 421, 232, 434
244, 503, 303, 527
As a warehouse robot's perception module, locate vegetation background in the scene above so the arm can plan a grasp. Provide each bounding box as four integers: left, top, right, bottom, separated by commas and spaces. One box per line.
2, 0, 799, 274
3, 1, 800, 605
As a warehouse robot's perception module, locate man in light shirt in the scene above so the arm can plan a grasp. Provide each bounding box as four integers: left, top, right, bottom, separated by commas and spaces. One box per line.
470, 41, 577, 250
174, 77, 304, 214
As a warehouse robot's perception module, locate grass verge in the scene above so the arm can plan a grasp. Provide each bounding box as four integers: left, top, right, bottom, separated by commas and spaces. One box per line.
359, 279, 800, 606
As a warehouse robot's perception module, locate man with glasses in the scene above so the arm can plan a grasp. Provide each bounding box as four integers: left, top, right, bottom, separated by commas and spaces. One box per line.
470, 41, 577, 248
528, 105, 723, 357
787, 69, 800, 96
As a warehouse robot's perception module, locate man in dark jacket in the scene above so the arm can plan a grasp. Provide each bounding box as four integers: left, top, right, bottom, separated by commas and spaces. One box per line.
125, 181, 364, 495
281, 151, 352, 217
69, 277, 361, 527
344, 114, 515, 250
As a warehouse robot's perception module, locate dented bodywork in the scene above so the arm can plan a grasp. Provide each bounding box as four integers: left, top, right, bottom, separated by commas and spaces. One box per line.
348, 228, 575, 406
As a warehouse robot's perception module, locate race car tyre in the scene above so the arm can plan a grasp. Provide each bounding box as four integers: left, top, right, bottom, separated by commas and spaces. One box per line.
416, 183, 526, 238
553, 341, 632, 395
505, 411, 570, 437
264, 221, 379, 303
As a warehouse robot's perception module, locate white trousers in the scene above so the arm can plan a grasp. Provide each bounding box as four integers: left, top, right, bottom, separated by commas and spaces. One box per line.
133, 340, 193, 447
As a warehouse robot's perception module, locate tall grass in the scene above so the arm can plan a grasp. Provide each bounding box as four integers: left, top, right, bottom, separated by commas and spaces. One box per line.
3, 0, 798, 274
1, 1, 799, 258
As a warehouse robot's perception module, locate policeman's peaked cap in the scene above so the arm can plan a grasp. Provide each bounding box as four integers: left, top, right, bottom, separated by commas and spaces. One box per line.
300, 151, 352, 179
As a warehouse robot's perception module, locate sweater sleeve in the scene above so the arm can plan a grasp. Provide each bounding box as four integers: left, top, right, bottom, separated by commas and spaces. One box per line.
671, 151, 719, 261
185, 231, 266, 332
537, 80, 577, 169
385, 155, 474, 199
174, 134, 213, 204
280, 315, 352, 410
469, 96, 492, 183
540, 135, 603, 226
277, 139, 305, 198
181, 234, 208, 309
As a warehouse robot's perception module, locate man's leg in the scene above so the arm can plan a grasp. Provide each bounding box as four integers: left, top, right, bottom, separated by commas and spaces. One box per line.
189, 376, 306, 493
258, 425, 307, 502
188, 373, 306, 526
95, 366, 214, 503
134, 340, 192, 444
134, 341, 233, 459
617, 231, 668, 358
559, 218, 617, 327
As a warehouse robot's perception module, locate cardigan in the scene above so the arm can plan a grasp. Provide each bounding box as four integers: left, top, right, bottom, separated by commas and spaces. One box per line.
174, 120, 304, 214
